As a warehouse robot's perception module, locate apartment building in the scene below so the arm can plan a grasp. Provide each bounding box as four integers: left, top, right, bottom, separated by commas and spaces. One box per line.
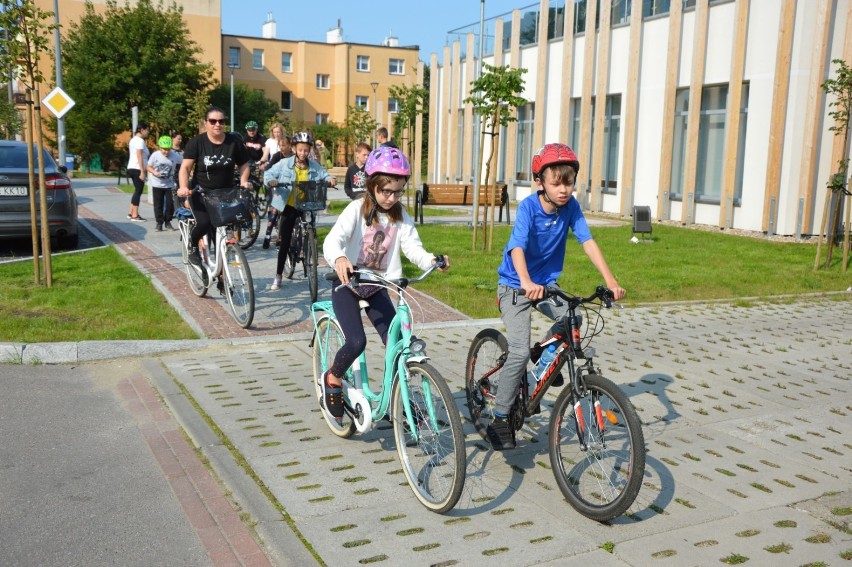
430, 0, 851, 236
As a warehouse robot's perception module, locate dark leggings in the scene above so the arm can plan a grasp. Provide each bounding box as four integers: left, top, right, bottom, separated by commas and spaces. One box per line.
328, 286, 396, 379
275, 205, 299, 275
128, 168, 144, 207
188, 189, 213, 245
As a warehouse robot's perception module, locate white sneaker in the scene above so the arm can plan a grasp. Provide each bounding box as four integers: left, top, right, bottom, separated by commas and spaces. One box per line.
270, 276, 281, 291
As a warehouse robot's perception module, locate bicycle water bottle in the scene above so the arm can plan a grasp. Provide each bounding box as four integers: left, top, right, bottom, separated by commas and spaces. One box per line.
534, 344, 557, 382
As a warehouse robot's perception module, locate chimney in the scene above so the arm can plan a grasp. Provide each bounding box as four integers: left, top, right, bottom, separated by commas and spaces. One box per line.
327, 18, 343, 44
382, 30, 399, 47
262, 12, 276, 39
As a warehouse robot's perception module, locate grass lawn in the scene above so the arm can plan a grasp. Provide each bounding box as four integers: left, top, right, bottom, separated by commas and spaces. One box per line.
326, 199, 467, 218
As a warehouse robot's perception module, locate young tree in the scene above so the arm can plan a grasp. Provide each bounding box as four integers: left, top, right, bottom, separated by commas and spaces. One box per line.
464, 63, 527, 251
311, 120, 345, 166
815, 59, 852, 272
0, 94, 22, 139
62, 0, 213, 164
343, 105, 377, 157
208, 82, 278, 135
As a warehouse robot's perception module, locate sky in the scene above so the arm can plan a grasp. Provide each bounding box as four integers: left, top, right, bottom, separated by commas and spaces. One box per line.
221, 0, 534, 62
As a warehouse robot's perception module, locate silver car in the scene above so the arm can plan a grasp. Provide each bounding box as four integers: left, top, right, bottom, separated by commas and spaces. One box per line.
0, 141, 79, 249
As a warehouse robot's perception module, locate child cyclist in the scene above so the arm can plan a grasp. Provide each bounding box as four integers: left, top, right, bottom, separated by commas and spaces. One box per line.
487, 143, 626, 450
321, 146, 450, 419
263, 131, 337, 288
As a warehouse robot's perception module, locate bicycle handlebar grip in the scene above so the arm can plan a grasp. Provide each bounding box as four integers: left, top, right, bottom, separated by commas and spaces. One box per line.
434, 255, 446, 268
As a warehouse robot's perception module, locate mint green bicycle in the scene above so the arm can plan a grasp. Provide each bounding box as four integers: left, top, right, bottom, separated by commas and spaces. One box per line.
310, 260, 466, 513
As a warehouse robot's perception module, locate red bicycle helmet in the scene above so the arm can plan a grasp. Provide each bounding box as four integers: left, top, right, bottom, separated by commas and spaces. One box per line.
365, 146, 410, 176
531, 143, 580, 179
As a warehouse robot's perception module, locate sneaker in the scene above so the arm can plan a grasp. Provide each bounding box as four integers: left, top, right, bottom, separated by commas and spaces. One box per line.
188, 247, 203, 269
131, 215, 146, 222
165, 222, 176, 231
262, 237, 270, 249
323, 372, 344, 419
486, 416, 516, 450
126, 214, 132, 219
270, 276, 281, 291
155, 223, 163, 232
217, 278, 225, 295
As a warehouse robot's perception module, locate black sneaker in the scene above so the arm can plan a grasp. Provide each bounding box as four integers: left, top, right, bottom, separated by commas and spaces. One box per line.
486, 416, 516, 450
188, 247, 203, 269
165, 222, 176, 231
155, 223, 163, 232
262, 237, 271, 249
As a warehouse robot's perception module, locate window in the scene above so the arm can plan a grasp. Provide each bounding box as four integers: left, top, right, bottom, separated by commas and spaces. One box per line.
316, 74, 330, 89
357, 55, 370, 72
547, 3, 565, 40
612, 0, 631, 26
570, 97, 594, 176
502, 19, 512, 51
514, 104, 535, 182
519, 8, 538, 46
388, 98, 399, 113
252, 49, 264, 70
602, 94, 621, 192
281, 52, 292, 73
228, 46, 240, 68
670, 83, 749, 202
316, 113, 329, 124
389, 59, 404, 75
643, 0, 671, 18
355, 95, 369, 109
281, 91, 292, 111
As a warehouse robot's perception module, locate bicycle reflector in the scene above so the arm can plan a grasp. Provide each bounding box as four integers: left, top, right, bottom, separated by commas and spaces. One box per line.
408, 336, 427, 354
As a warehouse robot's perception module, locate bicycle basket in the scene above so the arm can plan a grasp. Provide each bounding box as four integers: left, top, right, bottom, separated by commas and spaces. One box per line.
204, 188, 252, 227
293, 181, 327, 212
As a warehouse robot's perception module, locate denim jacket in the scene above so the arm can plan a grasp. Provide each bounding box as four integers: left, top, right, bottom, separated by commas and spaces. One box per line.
263, 155, 332, 211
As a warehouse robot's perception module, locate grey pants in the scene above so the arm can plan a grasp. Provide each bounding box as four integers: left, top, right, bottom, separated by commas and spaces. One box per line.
494, 284, 535, 415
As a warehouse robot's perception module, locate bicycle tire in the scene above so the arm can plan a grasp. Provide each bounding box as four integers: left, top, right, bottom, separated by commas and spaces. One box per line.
305, 226, 319, 302
392, 362, 466, 514
181, 229, 207, 297
222, 243, 255, 328
311, 315, 356, 438
465, 328, 508, 440
283, 218, 298, 279
549, 373, 645, 522
237, 202, 261, 249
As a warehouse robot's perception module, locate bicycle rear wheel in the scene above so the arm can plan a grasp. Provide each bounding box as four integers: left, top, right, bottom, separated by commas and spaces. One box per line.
237, 201, 261, 249
180, 227, 207, 297
549, 373, 645, 522
283, 219, 299, 279
305, 226, 319, 302
222, 243, 255, 328
465, 328, 508, 440
311, 315, 356, 438
392, 362, 466, 514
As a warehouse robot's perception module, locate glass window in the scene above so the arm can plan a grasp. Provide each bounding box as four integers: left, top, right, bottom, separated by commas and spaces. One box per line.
252, 49, 263, 70
612, 0, 631, 26
602, 94, 621, 192
389, 59, 404, 75
388, 98, 399, 113
570, 97, 596, 177
316, 113, 329, 125
228, 46, 240, 68
357, 55, 370, 72
355, 95, 369, 109
316, 74, 330, 89
519, 8, 539, 46
574, 0, 587, 34
502, 19, 512, 51
548, 2, 566, 40
514, 104, 535, 182
643, 0, 671, 18
281, 52, 292, 73
281, 91, 292, 111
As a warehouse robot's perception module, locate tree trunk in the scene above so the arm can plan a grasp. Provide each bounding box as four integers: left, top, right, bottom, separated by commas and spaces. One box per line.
25, 90, 40, 285
34, 85, 53, 286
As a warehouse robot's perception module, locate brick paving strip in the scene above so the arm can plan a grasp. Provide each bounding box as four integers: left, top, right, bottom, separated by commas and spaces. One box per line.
118, 371, 273, 567
79, 203, 468, 340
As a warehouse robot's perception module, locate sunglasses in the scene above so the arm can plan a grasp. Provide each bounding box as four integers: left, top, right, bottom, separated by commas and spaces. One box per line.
378, 188, 404, 198
206, 118, 227, 125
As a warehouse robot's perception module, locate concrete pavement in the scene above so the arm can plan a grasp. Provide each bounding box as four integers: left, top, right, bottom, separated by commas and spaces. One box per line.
2, 178, 851, 566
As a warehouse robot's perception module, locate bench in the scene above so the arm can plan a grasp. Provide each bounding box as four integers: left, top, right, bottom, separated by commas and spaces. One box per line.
413, 183, 510, 225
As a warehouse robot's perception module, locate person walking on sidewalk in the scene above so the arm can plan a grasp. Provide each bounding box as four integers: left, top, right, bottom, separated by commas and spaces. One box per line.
126, 122, 150, 221
344, 142, 371, 200
147, 136, 179, 231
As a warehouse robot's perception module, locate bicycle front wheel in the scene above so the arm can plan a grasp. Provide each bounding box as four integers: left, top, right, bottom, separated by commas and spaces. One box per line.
181, 229, 207, 297
392, 362, 466, 514
222, 243, 255, 328
549, 373, 645, 522
311, 315, 356, 438
465, 328, 508, 440
305, 226, 319, 302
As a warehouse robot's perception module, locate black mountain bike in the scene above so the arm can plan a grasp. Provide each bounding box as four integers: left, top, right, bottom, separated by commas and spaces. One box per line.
279, 180, 328, 303
465, 285, 645, 522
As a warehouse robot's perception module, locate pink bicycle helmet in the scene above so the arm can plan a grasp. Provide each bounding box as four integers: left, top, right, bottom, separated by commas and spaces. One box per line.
532, 143, 580, 179
365, 146, 410, 177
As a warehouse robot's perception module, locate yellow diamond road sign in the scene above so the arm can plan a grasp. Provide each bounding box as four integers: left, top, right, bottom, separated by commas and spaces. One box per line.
42, 87, 75, 119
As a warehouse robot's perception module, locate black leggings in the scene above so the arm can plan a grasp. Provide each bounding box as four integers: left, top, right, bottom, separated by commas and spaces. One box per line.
128, 168, 144, 207
328, 286, 396, 378
188, 189, 214, 245
275, 205, 299, 276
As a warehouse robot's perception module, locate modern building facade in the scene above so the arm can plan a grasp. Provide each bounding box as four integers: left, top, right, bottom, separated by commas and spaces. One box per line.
429, 0, 851, 236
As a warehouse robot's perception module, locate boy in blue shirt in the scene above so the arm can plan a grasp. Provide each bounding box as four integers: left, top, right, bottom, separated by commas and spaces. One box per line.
487, 143, 626, 450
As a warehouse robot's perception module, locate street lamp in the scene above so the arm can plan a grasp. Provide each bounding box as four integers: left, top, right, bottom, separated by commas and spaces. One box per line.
370, 82, 379, 146
228, 62, 238, 133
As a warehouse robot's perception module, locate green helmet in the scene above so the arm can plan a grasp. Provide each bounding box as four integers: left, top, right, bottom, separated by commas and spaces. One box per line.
245, 120, 258, 130
157, 135, 173, 149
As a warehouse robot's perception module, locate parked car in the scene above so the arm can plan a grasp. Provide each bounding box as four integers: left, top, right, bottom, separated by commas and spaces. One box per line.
0, 141, 79, 249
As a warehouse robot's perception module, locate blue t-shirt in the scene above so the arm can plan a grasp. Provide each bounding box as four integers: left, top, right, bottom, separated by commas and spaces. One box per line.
497, 192, 592, 288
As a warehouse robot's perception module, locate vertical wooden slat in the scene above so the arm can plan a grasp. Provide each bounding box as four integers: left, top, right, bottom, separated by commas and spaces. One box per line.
656, 0, 683, 220
440, 45, 452, 183
762, 0, 797, 232
558, 0, 576, 144
505, 9, 522, 190
414, 62, 424, 190
591, 0, 612, 212
493, 19, 505, 183
428, 52, 439, 183
798, 0, 832, 235
533, 0, 550, 150
578, 0, 599, 208
463, 32, 476, 183
619, 0, 644, 216
448, 41, 462, 182
719, 0, 750, 228
681, 0, 710, 225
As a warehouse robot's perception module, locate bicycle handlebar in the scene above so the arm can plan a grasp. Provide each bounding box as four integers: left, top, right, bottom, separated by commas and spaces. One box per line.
324, 255, 447, 290
519, 284, 614, 309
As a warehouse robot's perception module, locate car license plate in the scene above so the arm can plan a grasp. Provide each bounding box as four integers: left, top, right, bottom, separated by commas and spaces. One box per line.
0, 186, 28, 196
